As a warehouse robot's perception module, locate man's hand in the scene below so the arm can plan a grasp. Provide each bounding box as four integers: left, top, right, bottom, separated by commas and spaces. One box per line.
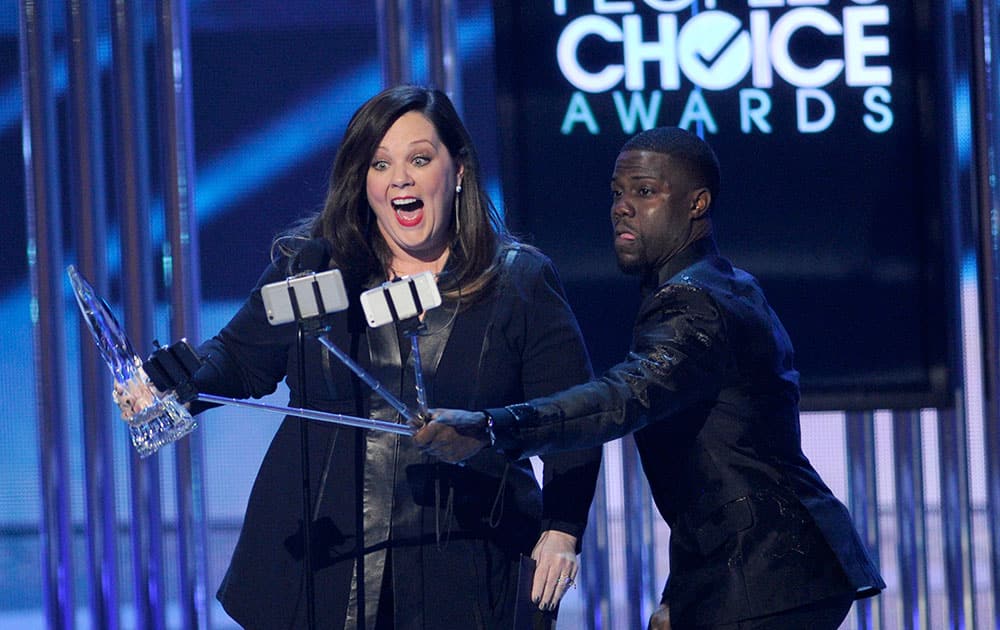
530, 530, 579, 612
412, 409, 490, 463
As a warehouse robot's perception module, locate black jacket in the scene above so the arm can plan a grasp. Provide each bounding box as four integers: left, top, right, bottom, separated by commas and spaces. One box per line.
195, 246, 601, 629
487, 238, 884, 626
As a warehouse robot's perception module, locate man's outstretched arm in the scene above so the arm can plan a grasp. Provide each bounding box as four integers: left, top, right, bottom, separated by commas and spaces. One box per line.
415, 284, 728, 463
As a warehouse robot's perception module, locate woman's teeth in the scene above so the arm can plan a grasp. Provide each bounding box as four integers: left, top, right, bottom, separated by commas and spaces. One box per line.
392, 199, 422, 212
392, 199, 424, 227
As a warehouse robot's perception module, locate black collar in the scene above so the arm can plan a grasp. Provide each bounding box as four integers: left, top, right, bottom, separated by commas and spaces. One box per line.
641, 237, 719, 294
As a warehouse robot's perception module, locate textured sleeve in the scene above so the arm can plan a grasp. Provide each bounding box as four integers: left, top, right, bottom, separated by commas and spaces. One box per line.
189, 261, 296, 413
516, 253, 603, 540
490, 283, 728, 460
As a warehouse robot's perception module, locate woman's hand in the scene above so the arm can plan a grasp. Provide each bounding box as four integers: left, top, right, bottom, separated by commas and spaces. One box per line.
530, 529, 579, 612
647, 603, 671, 630
112, 371, 158, 421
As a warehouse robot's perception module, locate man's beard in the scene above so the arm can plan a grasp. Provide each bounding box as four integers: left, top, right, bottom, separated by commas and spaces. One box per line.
615, 251, 647, 275
614, 235, 648, 274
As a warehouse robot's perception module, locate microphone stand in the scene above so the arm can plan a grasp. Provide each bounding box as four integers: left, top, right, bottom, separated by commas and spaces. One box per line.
295, 326, 317, 630
287, 316, 422, 629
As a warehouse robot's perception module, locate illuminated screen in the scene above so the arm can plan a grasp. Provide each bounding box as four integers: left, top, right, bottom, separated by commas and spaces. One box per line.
493, 1, 952, 410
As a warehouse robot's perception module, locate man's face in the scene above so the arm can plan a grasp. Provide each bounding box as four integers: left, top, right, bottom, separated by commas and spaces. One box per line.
610, 150, 703, 275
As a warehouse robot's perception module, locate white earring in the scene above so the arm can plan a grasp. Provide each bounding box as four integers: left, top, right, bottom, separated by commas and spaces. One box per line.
456, 183, 462, 194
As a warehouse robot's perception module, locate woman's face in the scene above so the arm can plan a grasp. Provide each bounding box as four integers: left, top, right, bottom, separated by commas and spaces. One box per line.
367, 111, 464, 271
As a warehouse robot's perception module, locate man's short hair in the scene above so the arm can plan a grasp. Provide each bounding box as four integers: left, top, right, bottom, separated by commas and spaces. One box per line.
620, 127, 721, 200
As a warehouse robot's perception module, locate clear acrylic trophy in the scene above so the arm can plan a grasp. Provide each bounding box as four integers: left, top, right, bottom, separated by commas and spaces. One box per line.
67, 265, 197, 457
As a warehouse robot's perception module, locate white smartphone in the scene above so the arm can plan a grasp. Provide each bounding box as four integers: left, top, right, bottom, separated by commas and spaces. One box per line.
261, 269, 349, 325
359, 271, 442, 328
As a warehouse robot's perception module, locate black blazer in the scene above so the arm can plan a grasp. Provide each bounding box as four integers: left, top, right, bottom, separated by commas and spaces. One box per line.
489, 238, 884, 626
194, 246, 601, 629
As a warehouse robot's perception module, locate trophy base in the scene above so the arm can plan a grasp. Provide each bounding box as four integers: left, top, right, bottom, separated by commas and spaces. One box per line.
129, 395, 197, 458
67, 265, 200, 457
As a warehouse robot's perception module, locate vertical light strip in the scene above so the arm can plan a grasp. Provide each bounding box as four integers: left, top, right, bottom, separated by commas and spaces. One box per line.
940, 252, 985, 629
602, 438, 627, 629
960, 243, 993, 624
581, 455, 610, 630
846, 410, 883, 630
936, 404, 977, 630
620, 436, 655, 627
18, 1, 75, 627
965, 0, 1000, 619
110, 2, 166, 627
65, 0, 121, 627
376, 0, 411, 86
154, 0, 209, 628
426, 0, 462, 111
892, 409, 930, 630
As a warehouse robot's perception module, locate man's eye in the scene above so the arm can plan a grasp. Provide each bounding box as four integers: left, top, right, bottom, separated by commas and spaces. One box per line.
611, 189, 622, 199
638, 187, 653, 196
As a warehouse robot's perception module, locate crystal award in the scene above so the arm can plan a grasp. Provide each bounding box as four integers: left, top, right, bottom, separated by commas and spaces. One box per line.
67, 265, 197, 457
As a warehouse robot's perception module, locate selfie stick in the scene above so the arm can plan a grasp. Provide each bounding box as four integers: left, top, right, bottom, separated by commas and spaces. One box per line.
260, 267, 424, 428
411, 334, 428, 415
314, 336, 420, 427
142, 338, 416, 436
198, 394, 415, 435
359, 272, 443, 420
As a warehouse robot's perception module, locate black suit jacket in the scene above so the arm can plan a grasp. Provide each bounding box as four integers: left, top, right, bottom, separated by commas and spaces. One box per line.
194, 247, 601, 629
488, 238, 884, 626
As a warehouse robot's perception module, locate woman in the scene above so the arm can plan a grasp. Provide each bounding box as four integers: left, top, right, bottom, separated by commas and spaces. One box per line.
189, 86, 601, 629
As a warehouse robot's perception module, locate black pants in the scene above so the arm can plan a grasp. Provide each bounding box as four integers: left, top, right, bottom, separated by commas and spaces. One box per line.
687, 593, 855, 630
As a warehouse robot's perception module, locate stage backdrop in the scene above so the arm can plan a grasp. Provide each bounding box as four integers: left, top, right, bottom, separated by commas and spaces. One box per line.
493, 0, 955, 411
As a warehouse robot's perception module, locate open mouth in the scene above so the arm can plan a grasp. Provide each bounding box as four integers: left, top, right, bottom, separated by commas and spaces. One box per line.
392, 198, 424, 227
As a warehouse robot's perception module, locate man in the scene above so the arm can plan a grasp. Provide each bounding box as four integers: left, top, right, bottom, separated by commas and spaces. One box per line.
414, 127, 884, 629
